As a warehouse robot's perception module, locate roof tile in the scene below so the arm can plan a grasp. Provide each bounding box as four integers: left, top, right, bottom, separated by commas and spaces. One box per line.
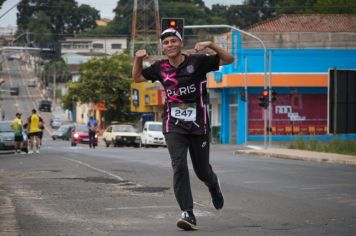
246, 14, 356, 32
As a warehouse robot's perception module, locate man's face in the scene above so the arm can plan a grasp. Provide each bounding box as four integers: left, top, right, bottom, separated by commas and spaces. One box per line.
161, 36, 182, 58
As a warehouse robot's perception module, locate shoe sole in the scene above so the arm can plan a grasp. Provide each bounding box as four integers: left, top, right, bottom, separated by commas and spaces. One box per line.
176, 219, 198, 231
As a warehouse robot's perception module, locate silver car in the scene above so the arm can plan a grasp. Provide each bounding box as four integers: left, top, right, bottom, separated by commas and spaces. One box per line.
52, 124, 75, 140
50, 117, 62, 129
0, 121, 28, 153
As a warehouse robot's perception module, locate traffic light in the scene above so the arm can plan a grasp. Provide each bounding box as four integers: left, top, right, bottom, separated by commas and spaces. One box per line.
161, 18, 184, 39
258, 89, 269, 109
271, 90, 277, 102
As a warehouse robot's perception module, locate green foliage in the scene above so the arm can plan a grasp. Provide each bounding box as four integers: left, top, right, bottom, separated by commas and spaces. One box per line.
287, 137, 356, 156
275, 0, 316, 14
17, 0, 356, 41
0, 0, 5, 8
160, 1, 209, 25
275, 0, 356, 14
313, 0, 356, 13
41, 59, 70, 86
27, 11, 53, 46
65, 53, 139, 122
16, 0, 100, 45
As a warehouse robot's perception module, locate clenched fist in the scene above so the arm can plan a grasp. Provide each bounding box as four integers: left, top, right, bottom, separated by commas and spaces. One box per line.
135, 49, 148, 59
194, 41, 212, 52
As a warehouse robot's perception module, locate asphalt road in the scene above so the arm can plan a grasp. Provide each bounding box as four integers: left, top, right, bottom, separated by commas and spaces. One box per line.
1, 54, 356, 235
1, 140, 356, 236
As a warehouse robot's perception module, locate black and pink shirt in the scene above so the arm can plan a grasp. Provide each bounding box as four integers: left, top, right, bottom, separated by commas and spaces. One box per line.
142, 54, 220, 135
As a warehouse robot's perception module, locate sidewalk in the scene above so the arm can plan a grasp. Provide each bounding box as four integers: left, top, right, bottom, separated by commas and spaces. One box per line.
235, 146, 356, 166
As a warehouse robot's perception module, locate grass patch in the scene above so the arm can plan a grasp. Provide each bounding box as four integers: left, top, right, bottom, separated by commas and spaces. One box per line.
287, 137, 356, 156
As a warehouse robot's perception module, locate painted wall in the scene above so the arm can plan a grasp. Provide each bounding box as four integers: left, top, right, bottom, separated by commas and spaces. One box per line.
215, 32, 356, 144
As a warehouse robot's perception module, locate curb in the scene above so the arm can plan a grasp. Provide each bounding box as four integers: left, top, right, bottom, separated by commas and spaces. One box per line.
234, 149, 356, 166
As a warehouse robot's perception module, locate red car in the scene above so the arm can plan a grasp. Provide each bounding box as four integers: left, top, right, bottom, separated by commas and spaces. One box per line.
70, 124, 98, 147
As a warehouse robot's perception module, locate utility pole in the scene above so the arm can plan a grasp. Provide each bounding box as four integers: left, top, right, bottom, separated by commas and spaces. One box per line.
333, 67, 337, 135
52, 63, 56, 110
130, 0, 161, 57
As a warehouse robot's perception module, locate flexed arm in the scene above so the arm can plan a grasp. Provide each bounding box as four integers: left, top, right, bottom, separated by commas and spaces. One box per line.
132, 49, 148, 83
194, 41, 234, 66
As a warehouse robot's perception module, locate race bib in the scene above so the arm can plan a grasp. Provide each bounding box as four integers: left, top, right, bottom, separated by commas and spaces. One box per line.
171, 103, 196, 121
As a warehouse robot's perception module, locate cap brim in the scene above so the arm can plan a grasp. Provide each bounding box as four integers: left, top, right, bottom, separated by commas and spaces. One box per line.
160, 28, 182, 41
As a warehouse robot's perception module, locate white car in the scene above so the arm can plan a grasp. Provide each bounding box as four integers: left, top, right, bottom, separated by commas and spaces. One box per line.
50, 117, 62, 129
141, 121, 166, 147
102, 124, 141, 147
27, 79, 37, 87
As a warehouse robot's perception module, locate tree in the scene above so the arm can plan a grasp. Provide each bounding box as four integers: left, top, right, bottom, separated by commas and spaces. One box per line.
275, 0, 316, 14
74, 4, 101, 32
85, 0, 356, 42
313, 0, 356, 13
16, 0, 100, 43
0, 0, 6, 8
42, 59, 69, 87
26, 11, 53, 47
108, 0, 211, 36
63, 53, 139, 122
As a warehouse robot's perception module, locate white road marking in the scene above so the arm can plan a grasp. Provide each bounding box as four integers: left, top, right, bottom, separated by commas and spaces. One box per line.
105, 205, 176, 210
62, 157, 125, 181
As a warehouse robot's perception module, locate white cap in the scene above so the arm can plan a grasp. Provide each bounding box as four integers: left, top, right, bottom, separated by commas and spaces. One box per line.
160, 28, 183, 42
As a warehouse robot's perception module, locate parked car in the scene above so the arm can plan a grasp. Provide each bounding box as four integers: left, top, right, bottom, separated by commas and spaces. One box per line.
50, 117, 62, 129
0, 120, 28, 153
8, 54, 21, 60
102, 124, 141, 147
38, 100, 52, 112
141, 121, 166, 147
70, 124, 98, 147
27, 79, 37, 87
52, 124, 75, 140
10, 87, 19, 96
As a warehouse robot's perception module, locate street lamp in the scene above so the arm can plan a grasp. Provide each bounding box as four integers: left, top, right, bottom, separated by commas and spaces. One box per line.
184, 24, 269, 148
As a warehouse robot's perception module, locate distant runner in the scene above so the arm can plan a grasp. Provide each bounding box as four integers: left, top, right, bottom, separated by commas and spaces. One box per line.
27, 109, 43, 154
87, 116, 98, 149
11, 112, 24, 153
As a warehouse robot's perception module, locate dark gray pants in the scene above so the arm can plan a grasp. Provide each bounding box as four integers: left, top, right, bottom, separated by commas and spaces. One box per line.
164, 133, 218, 211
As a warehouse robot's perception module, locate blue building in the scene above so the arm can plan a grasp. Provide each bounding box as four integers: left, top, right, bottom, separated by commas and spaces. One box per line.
208, 15, 356, 144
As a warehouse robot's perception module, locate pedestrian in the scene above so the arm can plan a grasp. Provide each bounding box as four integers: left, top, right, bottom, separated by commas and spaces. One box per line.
132, 28, 234, 230
27, 109, 43, 154
11, 112, 24, 153
38, 120, 45, 147
1, 108, 5, 120
86, 116, 98, 148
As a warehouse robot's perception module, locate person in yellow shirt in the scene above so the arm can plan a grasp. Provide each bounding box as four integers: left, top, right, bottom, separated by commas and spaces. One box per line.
11, 112, 24, 153
27, 109, 43, 154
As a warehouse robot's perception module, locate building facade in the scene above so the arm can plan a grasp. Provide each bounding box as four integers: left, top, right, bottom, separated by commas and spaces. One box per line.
208, 14, 356, 144
61, 37, 127, 55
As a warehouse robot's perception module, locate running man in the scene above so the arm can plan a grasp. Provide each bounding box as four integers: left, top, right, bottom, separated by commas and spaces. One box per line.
132, 28, 234, 230
11, 112, 24, 153
27, 109, 43, 154
87, 116, 98, 148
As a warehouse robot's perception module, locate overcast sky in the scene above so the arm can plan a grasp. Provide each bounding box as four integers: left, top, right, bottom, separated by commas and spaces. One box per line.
0, 0, 243, 27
